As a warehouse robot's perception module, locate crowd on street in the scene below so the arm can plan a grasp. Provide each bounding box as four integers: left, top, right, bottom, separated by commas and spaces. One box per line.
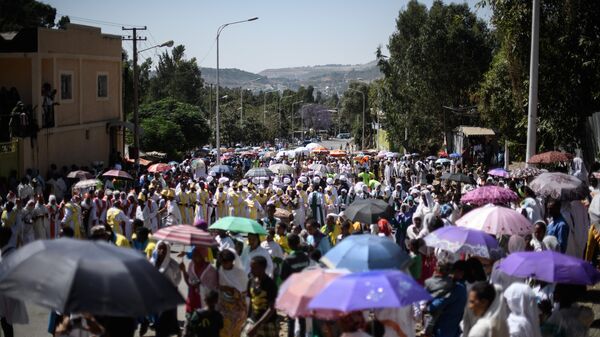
0, 146, 599, 337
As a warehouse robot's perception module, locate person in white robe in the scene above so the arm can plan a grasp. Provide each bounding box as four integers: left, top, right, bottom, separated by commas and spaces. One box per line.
307, 185, 326, 226
563, 200, 590, 258
32, 195, 48, 240
503, 283, 542, 337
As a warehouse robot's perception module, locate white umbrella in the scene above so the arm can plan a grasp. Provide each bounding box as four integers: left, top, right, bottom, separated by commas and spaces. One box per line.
305, 143, 321, 150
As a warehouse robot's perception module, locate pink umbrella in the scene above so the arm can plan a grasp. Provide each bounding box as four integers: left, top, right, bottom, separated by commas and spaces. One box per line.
276, 267, 347, 319
487, 168, 509, 178
152, 225, 217, 247
102, 169, 133, 180
460, 186, 518, 206
456, 204, 532, 236
147, 163, 172, 173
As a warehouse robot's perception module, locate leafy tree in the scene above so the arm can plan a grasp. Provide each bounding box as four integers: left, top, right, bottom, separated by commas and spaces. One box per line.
56, 15, 69, 29
138, 98, 210, 154
377, 0, 492, 152
341, 82, 371, 148
478, 0, 600, 160
149, 45, 204, 105
140, 117, 185, 158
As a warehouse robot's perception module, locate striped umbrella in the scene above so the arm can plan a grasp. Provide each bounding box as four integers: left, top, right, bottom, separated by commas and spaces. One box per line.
152, 225, 217, 247
244, 167, 275, 178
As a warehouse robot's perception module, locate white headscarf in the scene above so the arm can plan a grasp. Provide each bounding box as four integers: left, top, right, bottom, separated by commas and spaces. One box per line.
508, 235, 526, 254
571, 157, 589, 185
504, 283, 542, 337
218, 249, 248, 293
150, 240, 172, 273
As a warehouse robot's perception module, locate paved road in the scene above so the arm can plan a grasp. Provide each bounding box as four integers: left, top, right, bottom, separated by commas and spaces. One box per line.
320, 137, 353, 151
15, 244, 190, 337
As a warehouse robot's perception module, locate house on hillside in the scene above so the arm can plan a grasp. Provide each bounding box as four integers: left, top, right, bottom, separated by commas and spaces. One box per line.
0, 23, 125, 178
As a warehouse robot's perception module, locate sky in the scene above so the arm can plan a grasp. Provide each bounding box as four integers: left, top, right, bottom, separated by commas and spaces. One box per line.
43, 0, 489, 74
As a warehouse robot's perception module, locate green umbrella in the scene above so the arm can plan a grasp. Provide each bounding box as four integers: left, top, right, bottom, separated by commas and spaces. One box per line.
209, 216, 267, 235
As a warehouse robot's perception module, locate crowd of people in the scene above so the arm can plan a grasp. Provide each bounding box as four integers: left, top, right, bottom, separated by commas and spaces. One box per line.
0, 149, 599, 337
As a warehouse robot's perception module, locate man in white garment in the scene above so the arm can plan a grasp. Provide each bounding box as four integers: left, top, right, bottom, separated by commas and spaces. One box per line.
307, 184, 326, 226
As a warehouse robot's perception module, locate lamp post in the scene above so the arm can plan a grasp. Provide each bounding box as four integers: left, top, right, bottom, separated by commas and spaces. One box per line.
133, 40, 174, 166
291, 100, 303, 141
346, 87, 366, 150
215, 17, 258, 165
240, 77, 261, 127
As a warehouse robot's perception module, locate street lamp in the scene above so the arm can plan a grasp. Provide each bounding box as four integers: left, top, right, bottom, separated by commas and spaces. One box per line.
132, 39, 173, 166
346, 87, 366, 150
240, 77, 261, 127
215, 17, 258, 164
291, 100, 303, 140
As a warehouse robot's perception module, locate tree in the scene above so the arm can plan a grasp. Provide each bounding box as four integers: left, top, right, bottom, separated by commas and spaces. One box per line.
140, 118, 185, 158
478, 0, 600, 160
377, 0, 492, 152
341, 82, 371, 148
56, 15, 69, 29
138, 98, 211, 155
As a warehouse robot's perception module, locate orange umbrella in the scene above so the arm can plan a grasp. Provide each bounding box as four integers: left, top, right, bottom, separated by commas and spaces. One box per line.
311, 146, 330, 154
329, 150, 347, 157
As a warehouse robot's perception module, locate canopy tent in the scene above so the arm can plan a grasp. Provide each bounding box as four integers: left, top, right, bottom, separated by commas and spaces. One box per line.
452, 125, 495, 156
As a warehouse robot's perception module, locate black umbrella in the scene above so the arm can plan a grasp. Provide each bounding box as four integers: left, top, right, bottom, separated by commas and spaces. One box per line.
441, 172, 476, 185
344, 199, 394, 224
0, 239, 184, 317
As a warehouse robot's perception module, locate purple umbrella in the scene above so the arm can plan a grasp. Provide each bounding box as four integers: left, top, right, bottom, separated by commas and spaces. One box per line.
460, 186, 519, 206
487, 168, 509, 178
498, 250, 600, 285
423, 226, 500, 258
307, 270, 431, 314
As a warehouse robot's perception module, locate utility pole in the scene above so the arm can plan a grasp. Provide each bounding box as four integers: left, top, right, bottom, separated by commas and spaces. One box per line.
208, 84, 213, 127
122, 26, 147, 167
526, 0, 540, 165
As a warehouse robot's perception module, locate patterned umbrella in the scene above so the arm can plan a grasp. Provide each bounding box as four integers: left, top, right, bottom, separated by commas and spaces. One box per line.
509, 167, 544, 179
66, 170, 93, 180
152, 225, 217, 247
460, 186, 519, 206
441, 172, 476, 184
456, 204, 532, 236
423, 226, 500, 258
269, 163, 295, 176
244, 167, 275, 178
102, 169, 133, 180
147, 163, 172, 173
487, 168, 509, 178
529, 172, 589, 201
527, 151, 573, 164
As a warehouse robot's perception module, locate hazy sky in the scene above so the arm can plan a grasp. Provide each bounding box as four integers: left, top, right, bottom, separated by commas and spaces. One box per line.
43, 0, 489, 73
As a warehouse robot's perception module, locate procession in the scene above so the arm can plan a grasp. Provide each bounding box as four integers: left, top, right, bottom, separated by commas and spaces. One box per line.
1, 144, 599, 337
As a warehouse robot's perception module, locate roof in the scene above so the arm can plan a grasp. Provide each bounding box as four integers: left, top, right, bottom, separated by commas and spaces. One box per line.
455, 126, 495, 137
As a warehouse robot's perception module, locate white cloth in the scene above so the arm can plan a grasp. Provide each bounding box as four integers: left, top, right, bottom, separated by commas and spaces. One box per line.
261, 240, 285, 260
241, 245, 274, 278
504, 283, 542, 337
218, 250, 248, 292
464, 285, 509, 337
563, 200, 590, 258
150, 241, 181, 286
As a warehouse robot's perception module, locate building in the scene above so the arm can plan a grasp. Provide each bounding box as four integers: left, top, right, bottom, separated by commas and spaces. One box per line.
0, 23, 124, 179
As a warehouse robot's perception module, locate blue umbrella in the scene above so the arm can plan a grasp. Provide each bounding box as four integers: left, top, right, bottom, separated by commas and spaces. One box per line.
320, 235, 410, 272
168, 161, 178, 166
449, 152, 461, 158
208, 164, 233, 175
308, 270, 431, 313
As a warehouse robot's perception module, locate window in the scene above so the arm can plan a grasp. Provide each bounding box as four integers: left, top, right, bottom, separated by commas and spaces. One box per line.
60, 72, 73, 101
97, 73, 108, 99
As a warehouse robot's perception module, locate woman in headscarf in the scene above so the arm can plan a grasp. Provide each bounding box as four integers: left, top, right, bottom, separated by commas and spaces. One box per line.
150, 241, 182, 337
181, 246, 210, 315
463, 282, 509, 337
490, 235, 526, 291
32, 194, 48, 240
503, 283, 542, 337
217, 249, 248, 337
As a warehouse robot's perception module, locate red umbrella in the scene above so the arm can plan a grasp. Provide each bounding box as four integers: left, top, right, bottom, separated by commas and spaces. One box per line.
147, 163, 172, 173
102, 169, 133, 180
152, 225, 217, 247
527, 151, 573, 164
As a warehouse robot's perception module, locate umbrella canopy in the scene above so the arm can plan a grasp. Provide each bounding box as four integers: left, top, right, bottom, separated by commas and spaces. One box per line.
294, 147, 309, 155
147, 163, 172, 173
190, 158, 205, 170
329, 150, 347, 157
168, 161, 179, 166
320, 234, 410, 272
498, 251, 600, 285
244, 167, 275, 178
72, 179, 102, 190
305, 143, 321, 150
276, 267, 347, 318
527, 151, 573, 164
0, 239, 184, 316
102, 169, 133, 180
440, 172, 476, 184
269, 163, 295, 176
209, 216, 267, 235
460, 186, 519, 206
208, 164, 233, 175
449, 152, 461, 158
152, 225, 217, 247
509, 167, 544, 179
435, 158, 451, 165
308, 164, 330, 174
487, 168, 509, 178
529, 172, 589, 201
426, 156, 437, 161
66, 170, 93, 180
423, 226, 500, 258
311, 146, 330, 155
308, 270, 431, 314
344, 199, 394, 224
274, 208, 292, 221
456, 204, 532, 236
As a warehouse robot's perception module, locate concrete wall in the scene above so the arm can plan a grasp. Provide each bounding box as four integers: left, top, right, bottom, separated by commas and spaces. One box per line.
38, 24, 121, 58
0, 57, 32, 103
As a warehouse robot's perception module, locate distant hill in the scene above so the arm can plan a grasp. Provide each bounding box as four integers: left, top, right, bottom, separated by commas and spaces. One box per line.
200, 60, 382, 94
